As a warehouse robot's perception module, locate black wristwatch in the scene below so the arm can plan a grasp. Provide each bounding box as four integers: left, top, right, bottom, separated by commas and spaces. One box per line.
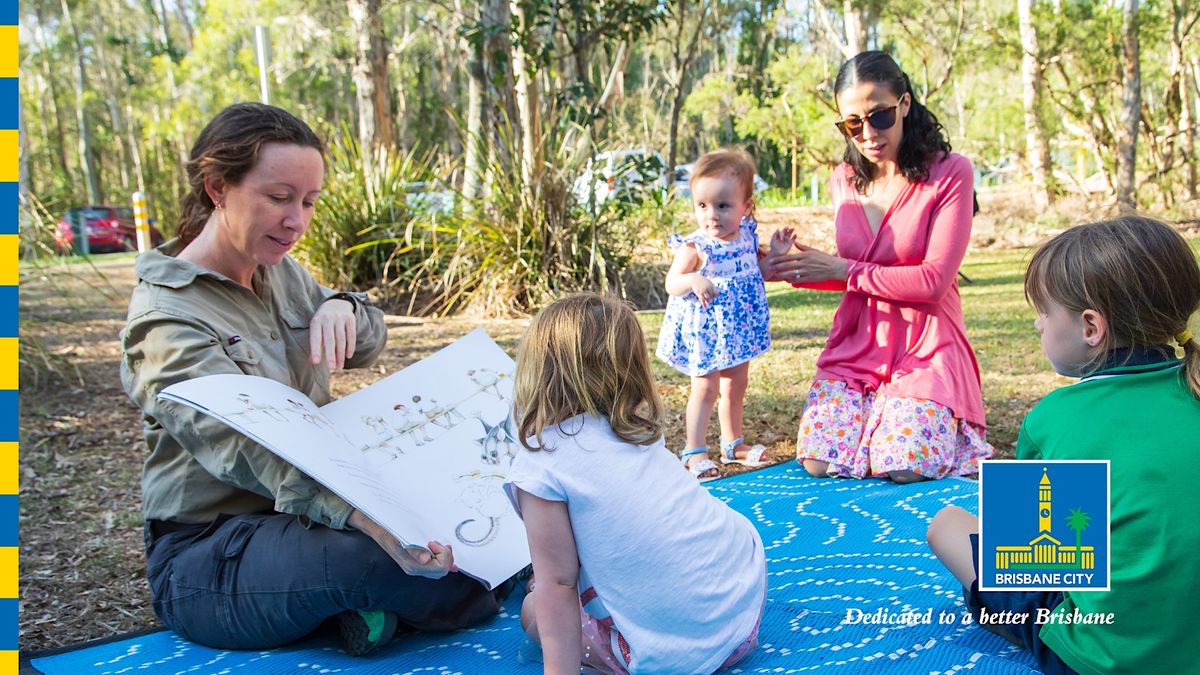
327, 292, 360, 313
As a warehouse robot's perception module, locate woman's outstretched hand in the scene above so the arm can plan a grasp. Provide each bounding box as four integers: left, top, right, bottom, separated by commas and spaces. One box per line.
310, 297, 358, 371
349, 510, 458, 578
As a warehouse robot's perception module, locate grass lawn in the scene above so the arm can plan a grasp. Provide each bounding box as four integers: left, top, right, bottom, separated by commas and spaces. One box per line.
641, 239, 1200, 464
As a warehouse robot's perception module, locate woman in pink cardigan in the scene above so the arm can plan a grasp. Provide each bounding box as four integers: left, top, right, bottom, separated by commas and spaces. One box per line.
764, 51, 993, 482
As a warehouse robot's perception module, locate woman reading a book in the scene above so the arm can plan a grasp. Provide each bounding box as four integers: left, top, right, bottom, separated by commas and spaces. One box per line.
120, 103, 505, 656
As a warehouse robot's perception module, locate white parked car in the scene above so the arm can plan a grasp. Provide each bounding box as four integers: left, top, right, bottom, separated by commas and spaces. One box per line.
404, 182, 456, 215
672, 162, 769, 200
573, 150, 668, 206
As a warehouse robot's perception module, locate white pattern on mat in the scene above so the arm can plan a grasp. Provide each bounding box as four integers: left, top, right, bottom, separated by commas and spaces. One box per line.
31, 465, 1043, 674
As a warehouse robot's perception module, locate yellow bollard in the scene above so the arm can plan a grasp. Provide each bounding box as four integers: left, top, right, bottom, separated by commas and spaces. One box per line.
132, 192, 151, 252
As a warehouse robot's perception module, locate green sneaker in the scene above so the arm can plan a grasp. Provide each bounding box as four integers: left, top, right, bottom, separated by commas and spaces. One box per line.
336, 609, 399, 656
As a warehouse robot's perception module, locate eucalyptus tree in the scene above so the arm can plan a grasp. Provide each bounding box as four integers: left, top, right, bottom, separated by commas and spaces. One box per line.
1018, 0, 1051, 208
660, 0, 713, 183
59, 0, 102, 204
1115, 0, 1140, 210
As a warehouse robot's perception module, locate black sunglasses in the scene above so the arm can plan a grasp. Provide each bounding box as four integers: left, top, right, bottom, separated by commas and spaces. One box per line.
835, 104, 900, 139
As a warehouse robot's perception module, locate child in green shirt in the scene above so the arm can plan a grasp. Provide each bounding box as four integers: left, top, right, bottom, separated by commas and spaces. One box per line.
926, 215, 1200, 675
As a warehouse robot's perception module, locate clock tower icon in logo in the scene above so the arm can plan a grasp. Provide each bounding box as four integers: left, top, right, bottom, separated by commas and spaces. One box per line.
1038, 467, 1052, 533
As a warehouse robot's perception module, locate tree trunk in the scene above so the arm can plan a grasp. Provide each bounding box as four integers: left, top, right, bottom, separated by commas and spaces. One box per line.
91, 22, 131, 193
149, 0, 189, 204
511, 0, 542, 186
1115, 0, 1141, 211
1184, 62, 1197, 199
487, 0, 515, 188
1171, 0, 1197, 199
459, 0, 493, 203
126, 103, 147, 197
435, 31, 460, 158
463, 52, 487, 202
369, 2, 394, 151
174, 0, 194, 51
34, 16, 71, 179
61, 0, 102, 204
597, 42, 628, 114
843, 0, 869, 55
666, 0, 709, 183
348, 0, 394, 171
1018, 0, 1051, 208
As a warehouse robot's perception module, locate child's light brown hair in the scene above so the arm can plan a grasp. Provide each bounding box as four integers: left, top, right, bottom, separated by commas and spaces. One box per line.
691, 147, 758, 217
1024, 215, 1200, 397
514, 293, 664, 450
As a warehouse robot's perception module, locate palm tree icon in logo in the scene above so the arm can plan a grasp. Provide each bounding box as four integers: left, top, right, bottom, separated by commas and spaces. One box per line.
1066, 508, 1092, 568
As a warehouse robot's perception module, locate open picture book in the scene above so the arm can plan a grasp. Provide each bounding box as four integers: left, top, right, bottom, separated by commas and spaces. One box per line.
158, 328, 529, 590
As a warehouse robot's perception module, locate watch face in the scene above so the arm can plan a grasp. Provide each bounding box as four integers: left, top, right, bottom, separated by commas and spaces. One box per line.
1040, 508, 1051, 518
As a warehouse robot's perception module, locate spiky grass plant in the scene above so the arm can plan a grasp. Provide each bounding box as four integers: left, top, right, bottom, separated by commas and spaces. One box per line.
295, 128, 444, 298
407, 120, 677, 317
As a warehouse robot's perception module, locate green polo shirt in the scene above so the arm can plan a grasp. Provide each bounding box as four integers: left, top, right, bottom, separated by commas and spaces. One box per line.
120, 241, 388, 529
1016, 354, 1200, 675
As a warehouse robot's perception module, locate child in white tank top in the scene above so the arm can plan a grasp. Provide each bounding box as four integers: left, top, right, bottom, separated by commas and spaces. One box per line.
505, 293, 766, 674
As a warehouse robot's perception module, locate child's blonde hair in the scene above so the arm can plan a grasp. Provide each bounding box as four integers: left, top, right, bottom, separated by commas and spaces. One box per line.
514, 293, 664, 450
691, 147, 758, 217
1024, 215, 1200, 397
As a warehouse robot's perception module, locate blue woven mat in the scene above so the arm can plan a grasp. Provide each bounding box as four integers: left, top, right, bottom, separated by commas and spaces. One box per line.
31, 463, 1043, 674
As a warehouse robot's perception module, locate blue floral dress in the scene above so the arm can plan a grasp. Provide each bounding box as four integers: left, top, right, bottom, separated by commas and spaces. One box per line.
656, 218, 771, 376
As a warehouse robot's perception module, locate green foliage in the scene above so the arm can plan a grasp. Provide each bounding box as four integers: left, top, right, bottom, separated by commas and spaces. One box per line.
734, 47, 842, 176
293, 128, 439, 294
683, 74, 741, 144
407, 122, 676, 316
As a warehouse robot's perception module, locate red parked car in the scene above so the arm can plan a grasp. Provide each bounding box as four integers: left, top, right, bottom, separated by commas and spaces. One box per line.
55, 206, 164, 254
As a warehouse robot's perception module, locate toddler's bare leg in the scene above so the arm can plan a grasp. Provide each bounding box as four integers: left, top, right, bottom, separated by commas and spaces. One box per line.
684, 372, 720, 473
717, 363, 751, 458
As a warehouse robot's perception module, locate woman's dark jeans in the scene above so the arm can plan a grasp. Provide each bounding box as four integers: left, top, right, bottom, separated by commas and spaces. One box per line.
144, 513, 503, 650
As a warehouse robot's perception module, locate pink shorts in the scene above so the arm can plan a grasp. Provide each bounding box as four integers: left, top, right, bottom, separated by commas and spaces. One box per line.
578, 586, 763, 674
796, 379, 993, 479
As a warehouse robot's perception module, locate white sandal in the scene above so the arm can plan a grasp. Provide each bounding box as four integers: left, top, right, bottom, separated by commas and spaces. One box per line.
680, 447, 722, 482
719, 437, 770, 467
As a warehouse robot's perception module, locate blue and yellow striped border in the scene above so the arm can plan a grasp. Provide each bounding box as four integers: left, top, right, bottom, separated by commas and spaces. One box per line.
3, 0, 17, 666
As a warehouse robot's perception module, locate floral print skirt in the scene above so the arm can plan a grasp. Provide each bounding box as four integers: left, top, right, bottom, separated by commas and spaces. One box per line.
795, 379, 993, 479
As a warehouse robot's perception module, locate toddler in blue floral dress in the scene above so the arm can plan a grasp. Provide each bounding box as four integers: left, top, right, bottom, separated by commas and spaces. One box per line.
657, 148, 795, 481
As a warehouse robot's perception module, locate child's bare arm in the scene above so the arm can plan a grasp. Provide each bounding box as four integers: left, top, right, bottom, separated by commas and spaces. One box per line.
665, 243, 718, 306
759, 228, 797, 278
517, 489, 582, 675
770, 227, 796, 255
665, 244, 702, 296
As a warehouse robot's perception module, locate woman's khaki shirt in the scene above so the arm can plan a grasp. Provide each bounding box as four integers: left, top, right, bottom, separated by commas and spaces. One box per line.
120, 243, 387, 529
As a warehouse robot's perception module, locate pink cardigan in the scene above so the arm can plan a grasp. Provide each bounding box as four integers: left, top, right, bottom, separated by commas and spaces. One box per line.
793, 153, 985, 427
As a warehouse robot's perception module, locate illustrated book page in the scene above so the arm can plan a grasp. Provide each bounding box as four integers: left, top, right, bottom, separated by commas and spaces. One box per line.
159, 328, 528, 589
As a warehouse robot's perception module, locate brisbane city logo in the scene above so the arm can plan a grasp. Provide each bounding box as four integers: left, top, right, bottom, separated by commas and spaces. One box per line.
979, 460, 1109, 592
